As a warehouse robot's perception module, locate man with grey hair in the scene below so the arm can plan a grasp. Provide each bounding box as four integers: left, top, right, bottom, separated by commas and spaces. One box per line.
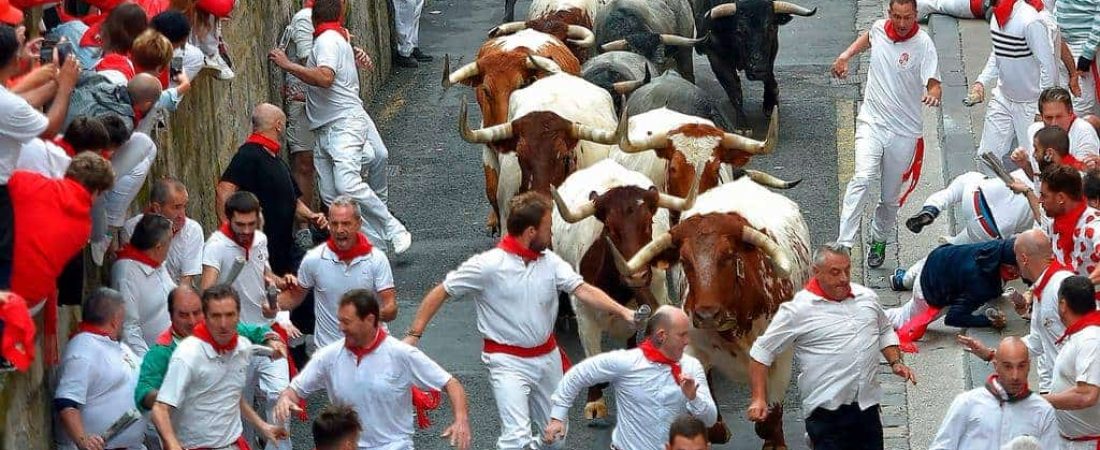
112, 214, 177, 357
544, 306, 717, 450
54, 287, 145, 450
123, 177, 204, 286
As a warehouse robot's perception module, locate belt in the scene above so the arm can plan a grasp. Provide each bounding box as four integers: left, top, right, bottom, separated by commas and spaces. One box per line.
483, 335, 572, 371
189, 436, 251, 450
973, 188, 1001, 239
1063, 434, 1100, 449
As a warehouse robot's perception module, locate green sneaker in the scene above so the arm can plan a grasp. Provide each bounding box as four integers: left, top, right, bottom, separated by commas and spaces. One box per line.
867, 241, 886, 268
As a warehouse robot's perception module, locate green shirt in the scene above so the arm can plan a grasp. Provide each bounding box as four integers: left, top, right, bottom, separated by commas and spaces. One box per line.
133, 323, 273, 411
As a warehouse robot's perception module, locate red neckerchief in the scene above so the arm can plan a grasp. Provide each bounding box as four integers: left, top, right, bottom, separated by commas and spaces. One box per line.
884, 20, 919, 42
327, 232, 373, 263
498, 234, 541, 263
639, 338, 682, 382
1056, 310, 1100, 344
314, 22, 350, 41
133, 105, 144, 126
115, 243, 163, 269
1061, 154, 1086, 171
984, 374, 1031, 403
805, 277, 853, 301
192, 320, 238, 355
94, 53, 135, 81
1033, 261, 1072, 301
1052, 200, 1088, 264
74, 322, 113, 338
79, 13, 108, 47
993, 0, 1044, 26
53, 137, 76, 157
245, 133, 282, 157
345, 327, 386, 364
219, 222, 254, 260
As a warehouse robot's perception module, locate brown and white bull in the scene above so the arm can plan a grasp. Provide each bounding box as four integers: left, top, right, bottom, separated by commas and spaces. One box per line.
458, 71, 624, 224
444, 30, 583, 234
609, 178, 811, 449
491, 0, 604, 63
550, 159, 696, 420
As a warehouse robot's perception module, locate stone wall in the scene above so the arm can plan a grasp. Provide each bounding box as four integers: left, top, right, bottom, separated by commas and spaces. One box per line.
0, 1, 395, 447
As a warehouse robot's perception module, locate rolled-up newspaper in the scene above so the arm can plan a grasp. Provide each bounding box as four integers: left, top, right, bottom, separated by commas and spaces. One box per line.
101, 409, 141, 444
980, 152, 1042, 222
218, 256, 247, 285
634, 304, 652, 344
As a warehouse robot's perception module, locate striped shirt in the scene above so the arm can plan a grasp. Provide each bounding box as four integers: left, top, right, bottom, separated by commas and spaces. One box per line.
1054, 0, 1100, 60
977, 1, 1056, 102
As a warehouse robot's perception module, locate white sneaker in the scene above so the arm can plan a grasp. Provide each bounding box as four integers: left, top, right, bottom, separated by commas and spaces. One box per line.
391, 230, 412, 255
202, 54, 235, 80
90, 238, 110, 266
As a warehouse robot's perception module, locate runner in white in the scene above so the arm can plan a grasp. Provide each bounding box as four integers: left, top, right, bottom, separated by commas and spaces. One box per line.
392, 0, 432, 68
122, 177, 204, 287
1019, 88, 1100, 165
832, 0, 941, 268
1040, 275, 1100, 449
403, 192, 637, 450
1030, 166, 1100, 278
275, 289, 471, 450
543, 306, 717, 450
916, 0, 989, 22
112, 214, 176, 357
904, 170, 1033, 245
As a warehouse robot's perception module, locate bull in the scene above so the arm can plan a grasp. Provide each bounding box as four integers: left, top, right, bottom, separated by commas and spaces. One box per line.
443, 30, 581, 234
623, 68, 730, 132
492, 0, 602, 62
693, 0, 816, 133
550, 159, 696, 421
505, 0, 613, 22
609, 177, 812, 448
595, 0, 703, 82
581, 51, 654, 114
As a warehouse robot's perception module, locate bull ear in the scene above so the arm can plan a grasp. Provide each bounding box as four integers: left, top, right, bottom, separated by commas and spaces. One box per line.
588, 190, 599, 201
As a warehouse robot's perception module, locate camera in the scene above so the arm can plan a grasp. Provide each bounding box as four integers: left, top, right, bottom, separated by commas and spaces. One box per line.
170, 55, 183, 78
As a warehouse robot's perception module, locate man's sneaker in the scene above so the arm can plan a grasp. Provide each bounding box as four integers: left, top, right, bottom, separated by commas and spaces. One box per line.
905, 206, 939, 234
391, 230, 412, 255
867, 241, 886, 268
411, 47, 433, 62
202, 54, 235, 80
394, 54, 418, 68
890, 268, 907, 291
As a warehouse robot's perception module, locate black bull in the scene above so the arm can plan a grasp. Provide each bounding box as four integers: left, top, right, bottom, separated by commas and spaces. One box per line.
693, 0, 816, 134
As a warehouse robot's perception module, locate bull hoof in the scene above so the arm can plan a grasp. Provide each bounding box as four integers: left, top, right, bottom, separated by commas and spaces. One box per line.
485, 211, 500, 236
584, 399, 608, 420
707, 421, 731, 444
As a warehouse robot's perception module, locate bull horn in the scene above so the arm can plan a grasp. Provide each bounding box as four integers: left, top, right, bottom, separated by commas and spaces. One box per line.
745, 169, 802, 189
443, 55, 480, 89
458, 98, 514, 143
606, 233, 673, 276
526, 54, 562, 74
488, 21, 527, 37
706, 3, 737, 19
659, 33, 708, 47
656, 177, 699, 211
551, 185, 597, 223
572, 104, 629, 145
741, 226, 792, 278
611, 64, 651, 94
619, 129, 669, 154
774, 1, 817, 16
720, 106, 778, 154
566, 25, 596, 48
600, 39, 628, 52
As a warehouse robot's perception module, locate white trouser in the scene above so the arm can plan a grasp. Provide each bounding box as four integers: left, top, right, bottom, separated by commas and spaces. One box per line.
838, 121, 923, 246
886, 258, 934, 329
91, 132, 158, 246
977, 88, 1038, 165
923, 172, 999, 245
243, 355, 291, 450
313, 113, 405, 246
917, 0, 981, 19
1061, 438, 1100, 450
393, 0, 424, 56
482, 351, 567, 450
1069, 67, 1098, 117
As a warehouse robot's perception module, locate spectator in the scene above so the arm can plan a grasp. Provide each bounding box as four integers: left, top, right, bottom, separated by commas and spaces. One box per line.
54, 287, 146, 450
46, 0, 101, 68
131, 29, 173, 84
112, 213, 176, 357
64, 72, 162, 132
665, 415, 710, 450
392, 0, 432, 68
1042, 275, 1100, 449
747, 244, 916, 450
280, 1, 318, 233
123, 177, 204, 286
171, 0, 235, 80
1021, 88, 1100, 166
310, 405, 362, 450
93, 2, 149, 84
1053, 0, 1100, 117
150, 284, 288, 450
16, 116, 111, 178
929, 337, 1060, 449
1033, 166, 1100, 279
269, 0, 413, 255
150, 10, 202, 83
275, 289, 471, 450
544, 306, 718, 450
1085, 168, 1100, 208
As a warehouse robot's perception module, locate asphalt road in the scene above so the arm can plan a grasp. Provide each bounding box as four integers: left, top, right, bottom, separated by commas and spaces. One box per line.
289, 0, 858, 448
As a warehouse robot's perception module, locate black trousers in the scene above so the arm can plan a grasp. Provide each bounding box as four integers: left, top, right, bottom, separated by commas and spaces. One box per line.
805, 403, 883, 450
0, 185, 12, 290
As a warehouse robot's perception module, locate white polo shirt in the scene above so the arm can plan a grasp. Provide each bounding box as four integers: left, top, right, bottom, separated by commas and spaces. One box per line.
929, 387, 1060, 450
306, 30, 366, 130
15, 138, 70, 178
1025, 119, 1100, 162
54, 332, 144, 449
549, 348, 718, 450
0, 85, 49, 184
156, 335, 254, 449
290, 335, 453, 450
202, 230, 272, 325
1025, 266, 1072, 392
858, 19, 940, 138
123, 214, 205, 283
111, 258, 176, 357
443, 248, 585, 348
297, 243, 395, 347
1051, 326, 1100, 439
750, 283, 901, 416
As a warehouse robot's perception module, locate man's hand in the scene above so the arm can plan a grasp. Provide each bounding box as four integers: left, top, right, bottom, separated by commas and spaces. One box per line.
441, 417, 471, 450
891, 362, 917, 384
746, 398, 768, 422
543, 418, 566, 444
1084, 155, 1100, 170
969, 82, 986, 103
280, 322, 303, 340
1010, 147, 1030, 169
260, 422, 289, 442
261, 302, 278, 319
619, 306, 637, 326
1069, 72, 1082, 97
922, 89, 941, 107
269, 48, 292, 69
22, 36, 43, 61
956, 334, 994, 361
58, 56, 80, 90
77, 434, 105, 450
353, 47, 374, 71
1007, 180, 1032, 195
679, 373, 699, 400
266, 338, 288, 360
831, 55, 850, 79
273, 393, 303, 423
308, 212, 328, 229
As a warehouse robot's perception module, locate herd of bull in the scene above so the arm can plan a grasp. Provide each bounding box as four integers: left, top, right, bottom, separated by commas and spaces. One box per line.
444, 0, 821, 446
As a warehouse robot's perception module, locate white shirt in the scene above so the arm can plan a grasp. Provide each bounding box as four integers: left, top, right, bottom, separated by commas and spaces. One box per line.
1041, 206, 1100, 277
306, 30, 366, 129
156, 335, 253, 449
1025, 119, 1100, 162
1025, 266, 1072, 392
1051, 326, 1100, 438
54, 333, 144, 449
202, 230, 273, 325
976, 2, 1056, 103
0, 85, 49, 184
291, 335, 453, 450
443, 248, 585, 347
549, 348, 718, 450
297, 243, 394, 347
15, 138, 70, 178
123, 214, 205, 283
928, 387, 1060, 450
750, 283, 901, 415
111, 258, 176, 357
284, 7, 313, 98
858, 19, 940, 138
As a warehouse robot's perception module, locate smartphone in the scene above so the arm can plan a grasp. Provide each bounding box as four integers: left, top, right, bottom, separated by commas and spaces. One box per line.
55, 41, 72, 65
170, 55, 183, 77
39, 39, 57, 64
266, 285, 280, 311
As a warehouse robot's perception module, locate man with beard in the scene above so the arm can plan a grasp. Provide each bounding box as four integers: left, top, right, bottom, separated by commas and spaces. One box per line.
123, 177, 204, 287
1016, 88, 1100, 165
1010, 165, 1100, 280
1013, 125, 1084, 185
402, 192, 637, 450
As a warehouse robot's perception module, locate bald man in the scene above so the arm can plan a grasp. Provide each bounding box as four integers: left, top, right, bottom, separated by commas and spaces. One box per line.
930, 337, 1059, 450
545, 306, 717, 450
